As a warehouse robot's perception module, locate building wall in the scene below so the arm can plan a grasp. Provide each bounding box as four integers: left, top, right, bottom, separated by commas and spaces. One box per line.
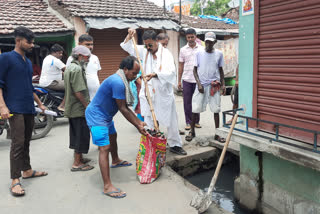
238, 145, 320, 213
73, 17, 87, 45
167, 30, 180, 85
238, 1, 254, 117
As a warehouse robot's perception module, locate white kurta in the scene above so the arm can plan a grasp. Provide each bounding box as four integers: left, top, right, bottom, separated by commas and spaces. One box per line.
120, 40, 182, 147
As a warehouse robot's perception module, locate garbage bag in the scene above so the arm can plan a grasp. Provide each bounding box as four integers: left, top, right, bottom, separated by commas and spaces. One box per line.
136, 133, 167, 184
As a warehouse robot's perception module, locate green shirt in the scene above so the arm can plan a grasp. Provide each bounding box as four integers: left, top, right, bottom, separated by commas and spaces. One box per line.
64, 60, 90, 118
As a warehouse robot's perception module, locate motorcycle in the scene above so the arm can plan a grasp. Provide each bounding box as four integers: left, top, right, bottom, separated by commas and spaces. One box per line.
33, 86, 65, 119
0, 105, 54, 140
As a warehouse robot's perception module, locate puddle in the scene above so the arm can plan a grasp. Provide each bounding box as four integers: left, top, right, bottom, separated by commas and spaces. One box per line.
185, 153, 249, 214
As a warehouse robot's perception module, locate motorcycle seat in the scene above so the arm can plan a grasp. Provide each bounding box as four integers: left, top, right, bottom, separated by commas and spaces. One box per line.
42, 88, 64, 98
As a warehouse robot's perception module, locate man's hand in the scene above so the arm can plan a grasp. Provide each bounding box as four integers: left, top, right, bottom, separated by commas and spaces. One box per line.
0, 106, 10, 119
198, 84, 204, 93
38, 104, 47, 113
221, 85, 226, 96
178, 82, 182, 91
137, 121, 147, 136
145, 73, 156, 81
128, 28, 136, 39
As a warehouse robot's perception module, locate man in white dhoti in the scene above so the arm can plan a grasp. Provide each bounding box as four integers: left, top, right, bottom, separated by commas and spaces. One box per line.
120, 29, 187, 155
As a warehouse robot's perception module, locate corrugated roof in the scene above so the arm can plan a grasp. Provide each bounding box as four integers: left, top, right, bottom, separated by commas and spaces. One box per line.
0, 0, 72, 35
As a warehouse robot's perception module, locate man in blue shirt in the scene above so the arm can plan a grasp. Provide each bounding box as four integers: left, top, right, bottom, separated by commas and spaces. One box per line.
0, 26, 47, 197
86, 56, 146, 198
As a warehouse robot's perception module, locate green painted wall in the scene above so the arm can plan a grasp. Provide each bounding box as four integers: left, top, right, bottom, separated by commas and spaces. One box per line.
263, 153, 320, 204
238, 1, 254, 117
240, 145, 259, 178
35, 34, 75, 55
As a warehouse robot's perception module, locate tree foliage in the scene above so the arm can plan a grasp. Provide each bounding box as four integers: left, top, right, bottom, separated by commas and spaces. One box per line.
190, 0, 230, 16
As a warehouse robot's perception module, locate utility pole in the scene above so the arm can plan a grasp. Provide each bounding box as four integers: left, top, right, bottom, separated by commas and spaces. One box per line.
163, 0, 166, 14
179, 0, 182, 24
200, 0, 204, 15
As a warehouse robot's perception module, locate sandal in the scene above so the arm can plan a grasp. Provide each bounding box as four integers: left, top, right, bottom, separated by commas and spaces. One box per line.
10, 183, 25, 197
71, 164, 94, 172
185, 131, 195, 142
195, 123, 202, 128
103, 188, 126, 199
22, 170, 48, 179
214, 135, 226, 143
179, 130, 185, 135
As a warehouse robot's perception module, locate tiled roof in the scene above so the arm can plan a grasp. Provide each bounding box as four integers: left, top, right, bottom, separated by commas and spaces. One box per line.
55, 0, 169, 19
169, 13, 239, 30
0, 0, 72, 35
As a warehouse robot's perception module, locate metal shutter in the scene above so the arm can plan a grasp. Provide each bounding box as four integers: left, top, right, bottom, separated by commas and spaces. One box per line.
90, 28, 129, 82
256, 0, 320, 143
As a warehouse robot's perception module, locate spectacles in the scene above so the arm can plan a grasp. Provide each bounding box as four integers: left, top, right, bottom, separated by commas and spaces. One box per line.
145, 44, 153, 48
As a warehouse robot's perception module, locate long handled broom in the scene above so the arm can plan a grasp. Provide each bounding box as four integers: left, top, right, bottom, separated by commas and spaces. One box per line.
190, 114, 239, 213
131, 36, 160, 133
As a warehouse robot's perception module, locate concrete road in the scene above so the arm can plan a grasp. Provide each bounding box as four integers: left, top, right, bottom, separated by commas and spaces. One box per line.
0, 95, 233, 214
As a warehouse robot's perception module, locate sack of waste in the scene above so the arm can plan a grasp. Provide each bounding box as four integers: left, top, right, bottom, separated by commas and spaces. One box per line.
136, 130, 167, 184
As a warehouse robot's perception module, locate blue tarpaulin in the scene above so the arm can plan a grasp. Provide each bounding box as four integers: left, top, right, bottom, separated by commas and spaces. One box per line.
199, 15, 237, 24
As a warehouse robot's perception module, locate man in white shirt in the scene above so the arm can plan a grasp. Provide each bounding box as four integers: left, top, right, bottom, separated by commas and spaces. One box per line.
66, 34, 101, 101
39, 43, 66, 111
120, 29, 187, 155
185, 32, 226, 143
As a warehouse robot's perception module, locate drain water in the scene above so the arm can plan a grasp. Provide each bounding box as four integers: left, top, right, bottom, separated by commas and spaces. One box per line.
185, 153, 248, 214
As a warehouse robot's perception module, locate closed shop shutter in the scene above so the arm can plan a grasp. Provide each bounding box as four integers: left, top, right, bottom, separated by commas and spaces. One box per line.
256, 0, 320, 143
90, 28, 129, 82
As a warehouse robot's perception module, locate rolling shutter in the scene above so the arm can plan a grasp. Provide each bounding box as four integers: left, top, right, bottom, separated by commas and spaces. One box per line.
90, 28, 129, 82
256, 0, 320, 143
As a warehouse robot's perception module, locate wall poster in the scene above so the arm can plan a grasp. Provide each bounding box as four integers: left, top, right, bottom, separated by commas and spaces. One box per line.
242, 0, 254, 16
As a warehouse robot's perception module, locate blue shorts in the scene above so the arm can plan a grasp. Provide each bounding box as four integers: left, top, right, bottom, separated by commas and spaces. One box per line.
89, 121, 116, 147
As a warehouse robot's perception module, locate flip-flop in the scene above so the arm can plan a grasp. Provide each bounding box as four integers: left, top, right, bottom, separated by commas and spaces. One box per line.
103, 188, 126, 199
71, 164, 94, 172
110, 161, 132, 168
185, 131, 195, 142
22, 170, 48, 179
10, 183, 25, 197
215, 135, 226, 143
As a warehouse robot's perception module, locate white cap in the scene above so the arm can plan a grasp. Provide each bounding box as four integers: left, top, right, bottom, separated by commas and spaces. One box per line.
72, 45, 91, 56
204, 32, 216, 42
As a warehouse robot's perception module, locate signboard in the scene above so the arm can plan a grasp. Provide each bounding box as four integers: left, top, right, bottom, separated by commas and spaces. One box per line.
242, 0, 254, 16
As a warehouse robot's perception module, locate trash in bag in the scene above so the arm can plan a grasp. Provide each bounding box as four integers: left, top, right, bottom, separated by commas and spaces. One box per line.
136, 129, 167, 184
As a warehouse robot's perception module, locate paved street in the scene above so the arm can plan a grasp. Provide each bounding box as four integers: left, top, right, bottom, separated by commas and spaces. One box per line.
0, 95, 232, 214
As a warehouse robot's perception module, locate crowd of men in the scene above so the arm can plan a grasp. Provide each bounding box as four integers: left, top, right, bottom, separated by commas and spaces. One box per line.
0, 25, 227, 199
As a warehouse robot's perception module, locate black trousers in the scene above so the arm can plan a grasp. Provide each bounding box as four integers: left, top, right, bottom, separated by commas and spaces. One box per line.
8, 114, 34, 179
69, 117, 90, 154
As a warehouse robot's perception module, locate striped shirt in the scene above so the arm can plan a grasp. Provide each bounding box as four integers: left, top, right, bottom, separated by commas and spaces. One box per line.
179, 43, 204, 83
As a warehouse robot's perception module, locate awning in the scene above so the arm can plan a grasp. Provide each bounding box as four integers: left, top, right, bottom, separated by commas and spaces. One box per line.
182, 27, 239, 36
84, 17, 180, 31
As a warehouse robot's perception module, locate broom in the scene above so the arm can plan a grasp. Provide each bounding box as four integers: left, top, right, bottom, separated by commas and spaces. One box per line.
131, 36, 160, 134
190, 114, 239, 213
